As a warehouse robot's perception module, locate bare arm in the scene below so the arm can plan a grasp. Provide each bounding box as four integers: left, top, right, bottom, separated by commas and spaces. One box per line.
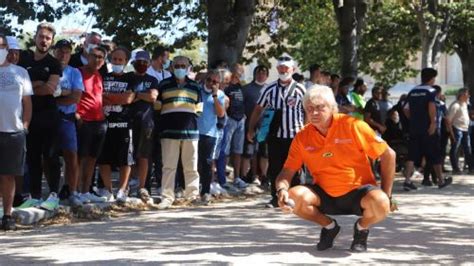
103, 91, 135, 105
22, 95, 32, 130
275, 168, 298, 209
428, 101, 436, 135
213, 95, 225, 118
56, 90, 82, 106
32, 74, 59, 96
135, 89, 158, 103
246, 104, 264, 142
379, 146, 396, 198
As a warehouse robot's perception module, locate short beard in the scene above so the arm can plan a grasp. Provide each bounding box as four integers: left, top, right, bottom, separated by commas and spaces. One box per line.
36, 46, 50, 54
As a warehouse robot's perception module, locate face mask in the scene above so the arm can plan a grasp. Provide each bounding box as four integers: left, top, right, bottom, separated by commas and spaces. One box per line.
163, 59, 170, 69
86, 44, 98, 53
278, 72, 292, 82
239, 74, 246, 83
112, 64, 124, 74
255, 81, 265, 86
174, 68, 188, 79
0, 48, 7, 64
134, 63, 148, 74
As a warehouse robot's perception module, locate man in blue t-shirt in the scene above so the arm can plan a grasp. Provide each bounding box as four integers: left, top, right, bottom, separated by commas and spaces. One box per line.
53, 39, 84, 205
403, 68, 452, 190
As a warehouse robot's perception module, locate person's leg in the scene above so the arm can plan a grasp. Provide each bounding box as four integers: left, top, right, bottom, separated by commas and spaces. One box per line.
119, 166, 132, 191
137, 157, 149, 189
1, 176, 16, 216
98, 165, 113, 192
216, 128, 228, 185
80, 156, 98, 193
231, 119, 245, 182
359, 190, 390, 228
288, 185, 332, 226
461, 131, 473, 171
63, 150, 79, 193
449, 127, 462, 172
160, 138, 181, 204
198, 136, 216, 196
181, 140, 200, 200
26, 127, 44, 199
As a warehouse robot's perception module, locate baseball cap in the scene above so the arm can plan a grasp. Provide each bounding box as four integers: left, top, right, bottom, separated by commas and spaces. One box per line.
54, 39, 73, 50
6, 36, 20, 50
277, 54, 295, 68
134, 51, 150, 62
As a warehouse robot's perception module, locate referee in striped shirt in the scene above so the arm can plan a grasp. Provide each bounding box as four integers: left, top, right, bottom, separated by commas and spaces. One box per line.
247, 54, 306, 208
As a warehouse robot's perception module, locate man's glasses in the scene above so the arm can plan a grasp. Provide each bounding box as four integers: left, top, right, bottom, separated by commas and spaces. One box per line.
278, 56, 292, 62
206, 78, 220, 85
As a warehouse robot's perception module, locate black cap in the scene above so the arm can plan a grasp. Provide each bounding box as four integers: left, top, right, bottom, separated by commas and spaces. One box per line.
54, 39, 73, 49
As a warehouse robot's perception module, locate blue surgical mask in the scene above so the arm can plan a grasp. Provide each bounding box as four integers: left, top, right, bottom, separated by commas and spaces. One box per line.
163, 59, 170, 69
111, 64, 124, 74
174, 68, 187, 79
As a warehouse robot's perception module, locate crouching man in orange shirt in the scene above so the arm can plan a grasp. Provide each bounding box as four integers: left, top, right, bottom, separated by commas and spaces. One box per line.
276, 85, 396, 252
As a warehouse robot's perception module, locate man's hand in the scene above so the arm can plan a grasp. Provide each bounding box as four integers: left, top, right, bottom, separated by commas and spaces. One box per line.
277, 189, 293, 214
390, 197, 399, 212
246, 128, 255, 143
428, 122, 436, 135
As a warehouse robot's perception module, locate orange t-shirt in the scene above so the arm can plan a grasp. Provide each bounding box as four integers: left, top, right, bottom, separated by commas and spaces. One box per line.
284, 113, 388, 197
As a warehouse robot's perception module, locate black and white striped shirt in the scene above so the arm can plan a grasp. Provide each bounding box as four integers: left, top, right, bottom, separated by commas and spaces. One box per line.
257, 79, 306, 139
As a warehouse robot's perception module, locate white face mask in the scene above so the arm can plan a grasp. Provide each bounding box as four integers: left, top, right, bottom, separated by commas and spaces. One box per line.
255, 81, 265, 86
111, 64, 124, 74
0, 48, 8, 64
278, 72, 292, 82
86, 44, 98, 53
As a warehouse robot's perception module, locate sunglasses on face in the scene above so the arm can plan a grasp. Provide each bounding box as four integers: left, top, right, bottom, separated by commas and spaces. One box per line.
278, 56, 292, 61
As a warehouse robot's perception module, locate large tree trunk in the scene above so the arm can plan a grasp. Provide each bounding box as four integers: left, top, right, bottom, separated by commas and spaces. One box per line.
456, 46, 474, 100
333, 0, 367, 78
207, 0, 256, 68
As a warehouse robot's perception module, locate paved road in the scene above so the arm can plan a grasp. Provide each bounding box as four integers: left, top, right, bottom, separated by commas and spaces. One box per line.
1, 175, 473, 265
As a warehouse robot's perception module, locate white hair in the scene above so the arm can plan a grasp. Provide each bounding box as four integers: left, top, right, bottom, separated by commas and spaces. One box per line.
303, 85, 338, 113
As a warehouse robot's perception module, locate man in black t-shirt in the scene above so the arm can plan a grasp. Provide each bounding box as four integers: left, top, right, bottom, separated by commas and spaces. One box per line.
126, 51, 159, 203
97, 47, 136, 203
364, 86, 386, 134
18, 22, 62, 201
69, 32, 108, 77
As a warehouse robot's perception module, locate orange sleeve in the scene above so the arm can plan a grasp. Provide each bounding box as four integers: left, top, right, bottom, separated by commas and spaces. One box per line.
283, 134, 304, 171
352, 120, 388, 160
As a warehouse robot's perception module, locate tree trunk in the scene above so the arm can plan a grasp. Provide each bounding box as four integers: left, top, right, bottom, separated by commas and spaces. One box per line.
333, 0, 367, 78
207, 0, 256, 68
457, 48, 474, 98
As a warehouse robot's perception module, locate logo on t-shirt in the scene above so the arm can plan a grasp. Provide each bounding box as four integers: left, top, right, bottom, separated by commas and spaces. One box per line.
334, 138, 353, 144
322, 152, 333, 158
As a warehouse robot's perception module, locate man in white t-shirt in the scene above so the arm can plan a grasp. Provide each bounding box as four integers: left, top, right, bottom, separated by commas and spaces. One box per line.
448, 88, 473, 174
0, 35, 33, 231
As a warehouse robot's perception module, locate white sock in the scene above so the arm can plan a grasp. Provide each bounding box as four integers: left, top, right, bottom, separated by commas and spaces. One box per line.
324, 220, 335, 230
357, 222, 368, 231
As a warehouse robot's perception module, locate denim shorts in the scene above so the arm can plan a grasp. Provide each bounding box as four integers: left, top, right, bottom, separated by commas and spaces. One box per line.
224, 117, 245, 155
58, 117, 78, 152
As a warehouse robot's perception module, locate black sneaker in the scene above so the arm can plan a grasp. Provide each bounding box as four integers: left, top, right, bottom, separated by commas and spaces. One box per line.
421, 179, 433, 186
2, 215, 16, 231
403, 181, 418, 191
265, 198, 279, 208
58, 185, 70, 200
350, 219, 369, 252
316, 219, 340, 251
452, 169, 463, 175
438, 176, 453, 189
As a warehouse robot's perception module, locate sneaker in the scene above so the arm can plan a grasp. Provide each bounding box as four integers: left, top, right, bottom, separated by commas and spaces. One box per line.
438, 176, 453, 189
421, 179, 433, 186
175, 188, 184, 199
157, 200, 173, 210
403, 181, 418, 191
317, 219, 341, 251
138, 188, 151, 203
215, 183, 229, 196
411, 170, 423, 179
58, 185, 70, 200
1, 215, 16, 231
350, 219, 369, 252
68, 193, 83, 207
100, 190, 115, 202
18, 196, 42, 209
201, 193, 212, 205
252, 178, 261, 186
82, 192, 106, 203
78, 193, 91, 204
40, 192, 60, 211
265, 198, 279, 208
116, 189, 127, 203
234, 177, 249, 189
210, 182, 221, 196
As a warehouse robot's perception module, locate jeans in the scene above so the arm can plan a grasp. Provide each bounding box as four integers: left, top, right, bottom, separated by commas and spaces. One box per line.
198, 135, 217, 195
449, 127, 473, 171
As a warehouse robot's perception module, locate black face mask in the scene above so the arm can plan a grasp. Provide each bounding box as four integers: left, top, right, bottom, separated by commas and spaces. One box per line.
133, 62, 148, 74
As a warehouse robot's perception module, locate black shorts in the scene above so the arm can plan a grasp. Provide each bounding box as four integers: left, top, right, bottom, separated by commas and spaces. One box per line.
77, 120, 107, 158
133, 120, 154, 159
305, 184, 379, 216
0, 131, 26, 176
97, 126, 134, 167
257, 140, 268, 158
408, 133, 442, 166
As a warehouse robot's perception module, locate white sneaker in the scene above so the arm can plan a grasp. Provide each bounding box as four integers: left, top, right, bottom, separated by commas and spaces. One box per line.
78, 193, 91, 204
210, 182, 221, 196
82, 192, 106, 203
157, 200, 173, 210
116, 189, 127, 203
100, 190, 115, 202
234, 177, 249, 189
252, 178, 261, 186
215, 183, 229, 196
